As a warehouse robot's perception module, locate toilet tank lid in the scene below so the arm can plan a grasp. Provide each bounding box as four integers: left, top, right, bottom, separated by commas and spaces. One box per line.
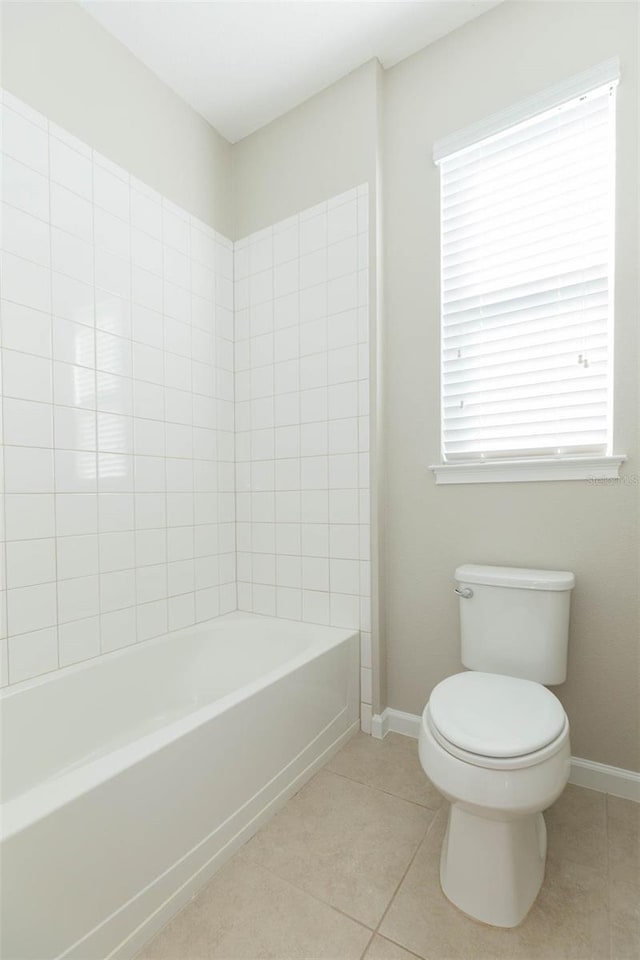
455, 564, 575, 591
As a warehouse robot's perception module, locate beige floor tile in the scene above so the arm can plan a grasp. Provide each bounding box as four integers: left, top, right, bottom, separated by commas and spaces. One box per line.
325, 732, 443, 809
241, 768, 434, 930
607, 796, 640, 887
137, 851, 371, 960
380, 806, 610, 960
363, 934, 425, 960
610, 879, 640, 960
545, 784, 607, 871
514, 855, 610, 959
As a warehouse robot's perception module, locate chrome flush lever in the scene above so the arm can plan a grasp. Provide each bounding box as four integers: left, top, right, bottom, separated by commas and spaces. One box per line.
454, 586, 474, 599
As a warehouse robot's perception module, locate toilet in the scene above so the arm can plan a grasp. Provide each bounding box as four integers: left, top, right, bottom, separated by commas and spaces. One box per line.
419, 564, 574, 928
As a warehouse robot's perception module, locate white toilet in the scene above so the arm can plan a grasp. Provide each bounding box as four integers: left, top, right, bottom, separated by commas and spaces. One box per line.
419, 564, 574, 928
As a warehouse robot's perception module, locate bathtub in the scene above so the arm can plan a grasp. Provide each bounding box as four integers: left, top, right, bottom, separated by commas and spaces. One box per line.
0, 613, 360, 960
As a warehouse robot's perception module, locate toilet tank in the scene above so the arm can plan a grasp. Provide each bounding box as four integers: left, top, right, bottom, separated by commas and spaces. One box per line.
455, 564, 575, 685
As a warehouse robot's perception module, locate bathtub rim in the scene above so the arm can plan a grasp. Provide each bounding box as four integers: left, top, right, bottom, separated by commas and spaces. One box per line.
0, 612, 359, 841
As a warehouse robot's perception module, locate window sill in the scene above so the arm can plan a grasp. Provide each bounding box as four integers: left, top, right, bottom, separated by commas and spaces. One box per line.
430, 455, 627, 485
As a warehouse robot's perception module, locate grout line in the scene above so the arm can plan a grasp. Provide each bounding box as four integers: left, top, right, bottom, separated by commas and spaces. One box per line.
233, 764, 440, 960
160, 184, 171, 637
363, 809, 444, 959
45, 113, 62, 673
362, 932, 426, 960
89, 145, 104, 661
236, 854, 376, 937
231, 227, 239, 614
125, 166, 140, 652
325, 768, 443, 813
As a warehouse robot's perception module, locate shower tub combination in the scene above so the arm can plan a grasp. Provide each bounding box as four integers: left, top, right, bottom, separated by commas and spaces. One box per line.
0, 613, 360, 960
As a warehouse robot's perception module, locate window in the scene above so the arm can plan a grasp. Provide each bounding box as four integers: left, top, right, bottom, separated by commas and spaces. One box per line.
431, 60, 625, 483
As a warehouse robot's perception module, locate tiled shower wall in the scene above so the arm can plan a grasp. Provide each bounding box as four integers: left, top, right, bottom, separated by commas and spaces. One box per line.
233, 188, 373, 728
0, 91, 374, 726
0, 91, 236, 685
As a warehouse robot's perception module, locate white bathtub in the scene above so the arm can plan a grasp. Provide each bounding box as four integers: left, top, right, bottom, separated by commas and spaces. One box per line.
0, 613, 360, 960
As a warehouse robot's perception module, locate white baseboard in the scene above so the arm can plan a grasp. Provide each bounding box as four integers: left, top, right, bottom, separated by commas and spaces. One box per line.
372, 708, 640, 803
371, 707, 420, 740
568, 756, 640, 802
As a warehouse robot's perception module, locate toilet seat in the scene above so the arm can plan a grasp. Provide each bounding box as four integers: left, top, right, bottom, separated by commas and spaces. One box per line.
426, 671, 569, 771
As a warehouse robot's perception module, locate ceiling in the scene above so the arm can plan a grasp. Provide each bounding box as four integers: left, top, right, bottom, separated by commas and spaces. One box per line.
81, 0, 501, 143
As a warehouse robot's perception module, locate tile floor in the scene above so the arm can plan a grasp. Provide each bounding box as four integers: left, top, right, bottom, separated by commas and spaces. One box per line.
139, 733, 639, 960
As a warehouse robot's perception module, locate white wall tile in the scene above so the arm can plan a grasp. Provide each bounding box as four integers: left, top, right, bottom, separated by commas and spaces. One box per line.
276, 586, 302, 620
360, 666, 373, 704
1, 301, 52, 357
58, 576, 100, 624
6, 540, 56, 589
2, 99, 369, 692
3, 107, 49, 175
302, 589, 330, 625
360, 704, 372, 735
5, 494, 56, 541
168, 593, 195, 631
57, 535, 99, 581
95, 248, 131, 299
235, 187, 370, 653
94, 165, 130, 219
360, 632, 372, 670
100, 569, 136, 613
52, 273, 94, 326
7, 582, 57, 636
50, 137, 92, 199
4, 398, 53, 448
2, 202, 50, 266
95, 208, 130, 259
56, 493, 98, 537
331, 593, 360, 630
59, 618, 101, 667
101, 607, 136, 653
131, 189, 162, 238
137, 599, 167, 640
50, 183, 93, 242
55, 449, 97, 493
52, 317, 95, 367
1, 251, 51, 314
9, 628, 58, 684
5, 446, 54, 493
328, 198, 358, 243
51, 228, 93, 284
2, 155, 49, 220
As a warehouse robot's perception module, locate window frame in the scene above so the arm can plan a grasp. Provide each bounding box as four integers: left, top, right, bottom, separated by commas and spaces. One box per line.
429, 59, 626, 485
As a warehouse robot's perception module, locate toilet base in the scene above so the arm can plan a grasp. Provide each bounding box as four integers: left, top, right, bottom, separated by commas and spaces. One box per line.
440, 803, 547, 928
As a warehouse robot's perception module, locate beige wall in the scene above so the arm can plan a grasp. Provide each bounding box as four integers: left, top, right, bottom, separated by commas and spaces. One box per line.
382, 0, 639, 771
1, 1, 233, 235
232, 60, 380, 238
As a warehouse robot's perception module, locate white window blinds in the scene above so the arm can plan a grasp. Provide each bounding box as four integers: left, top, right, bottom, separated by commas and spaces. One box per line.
437, 64, 618, 463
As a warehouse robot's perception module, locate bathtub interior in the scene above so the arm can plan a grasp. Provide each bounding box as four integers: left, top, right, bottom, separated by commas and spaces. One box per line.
0, 613, 356, 806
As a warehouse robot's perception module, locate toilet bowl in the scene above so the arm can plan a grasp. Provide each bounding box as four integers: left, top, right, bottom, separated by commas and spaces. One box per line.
419, 670, 571, 928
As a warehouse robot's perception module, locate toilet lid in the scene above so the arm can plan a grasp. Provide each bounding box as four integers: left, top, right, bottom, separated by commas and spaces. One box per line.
428, 672, 567, 758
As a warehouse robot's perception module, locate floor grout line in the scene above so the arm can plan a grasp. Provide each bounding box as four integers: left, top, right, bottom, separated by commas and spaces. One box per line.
139, 741, 625, 960
234, 851, 376, 935
223, 762, 443, 960
605, 792, 613, 960
356, 807, 443, 960
325, 766, 443, 813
